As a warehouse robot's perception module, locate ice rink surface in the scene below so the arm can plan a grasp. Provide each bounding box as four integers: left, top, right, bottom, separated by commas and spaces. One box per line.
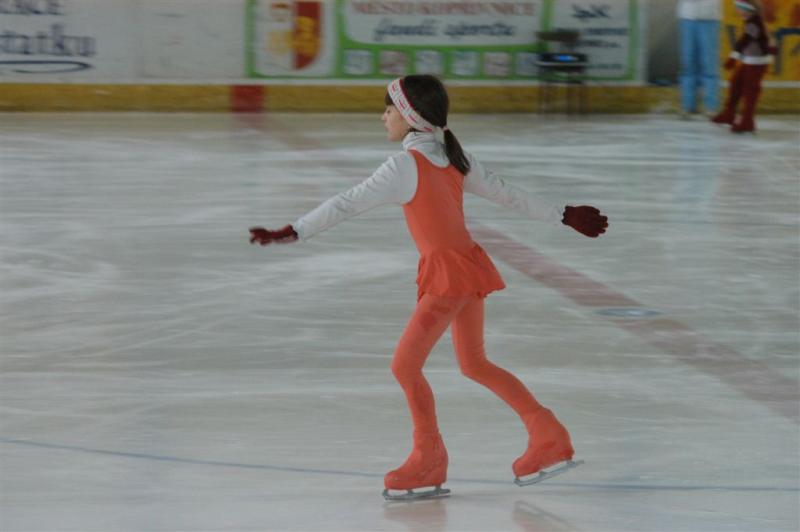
1, 111, 799, 532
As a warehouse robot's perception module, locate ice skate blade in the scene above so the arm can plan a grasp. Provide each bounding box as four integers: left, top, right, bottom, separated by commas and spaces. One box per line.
514, 459, 584, 487
382, 485, 450, 502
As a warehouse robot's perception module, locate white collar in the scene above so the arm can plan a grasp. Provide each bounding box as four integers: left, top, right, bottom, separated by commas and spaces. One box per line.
401, 132, 449, 167
402, 131, 438, 151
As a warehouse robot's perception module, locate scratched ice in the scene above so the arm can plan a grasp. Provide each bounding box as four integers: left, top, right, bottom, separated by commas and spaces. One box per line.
1, 112, 798, 531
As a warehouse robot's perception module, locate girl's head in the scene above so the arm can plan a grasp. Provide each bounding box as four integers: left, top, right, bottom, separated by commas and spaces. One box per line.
734, 0, 762, 17
383, 75, 470, 175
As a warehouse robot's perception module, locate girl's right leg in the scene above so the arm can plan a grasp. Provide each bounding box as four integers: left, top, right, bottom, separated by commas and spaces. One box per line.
451, 296, 574, 479
451, 296, 542, 416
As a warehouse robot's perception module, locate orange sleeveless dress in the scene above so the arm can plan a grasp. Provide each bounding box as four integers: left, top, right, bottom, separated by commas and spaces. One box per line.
403, 150, 505, 301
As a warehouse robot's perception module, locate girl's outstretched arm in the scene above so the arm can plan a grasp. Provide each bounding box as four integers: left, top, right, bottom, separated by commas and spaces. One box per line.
249, 154, 415, 245
463, 152, 564, 223
463, 152, 607, 237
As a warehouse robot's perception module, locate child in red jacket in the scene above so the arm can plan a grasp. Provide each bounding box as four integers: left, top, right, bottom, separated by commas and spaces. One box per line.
712, 0, 775, 133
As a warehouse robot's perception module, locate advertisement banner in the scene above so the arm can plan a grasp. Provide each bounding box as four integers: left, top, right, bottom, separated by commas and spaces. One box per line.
722, 0, 800, 83
548, 0, 640, 80
246, 0, 643, 82
0, 0, 137, 80
246, 0, 337, 77
335, 0, 545, 79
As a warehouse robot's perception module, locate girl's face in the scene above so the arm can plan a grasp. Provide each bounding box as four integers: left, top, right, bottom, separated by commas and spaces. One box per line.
382, 105, 410, 142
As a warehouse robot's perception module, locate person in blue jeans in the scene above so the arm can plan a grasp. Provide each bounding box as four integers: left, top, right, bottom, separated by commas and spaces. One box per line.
678, 0, 722, 117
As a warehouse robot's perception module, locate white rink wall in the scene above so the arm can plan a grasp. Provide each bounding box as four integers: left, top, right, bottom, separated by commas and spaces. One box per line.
0, 0, 247, 82
1, 0, 645, 84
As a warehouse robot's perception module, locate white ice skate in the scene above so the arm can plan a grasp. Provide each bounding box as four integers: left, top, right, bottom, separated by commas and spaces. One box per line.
514, 459, 584, 487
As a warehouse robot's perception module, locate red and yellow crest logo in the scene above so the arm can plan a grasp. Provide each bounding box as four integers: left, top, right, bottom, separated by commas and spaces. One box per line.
265, 1, 322, 69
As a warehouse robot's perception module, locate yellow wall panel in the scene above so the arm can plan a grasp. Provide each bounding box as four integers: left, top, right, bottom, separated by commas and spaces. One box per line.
0, 84, 797, 113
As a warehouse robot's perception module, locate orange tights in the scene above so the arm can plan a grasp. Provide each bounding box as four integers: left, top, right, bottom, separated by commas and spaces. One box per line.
391, 294, 542, 433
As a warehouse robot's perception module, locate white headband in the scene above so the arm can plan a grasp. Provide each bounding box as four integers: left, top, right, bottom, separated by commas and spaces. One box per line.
387, 78, 448, 134
734, 1, 756, 12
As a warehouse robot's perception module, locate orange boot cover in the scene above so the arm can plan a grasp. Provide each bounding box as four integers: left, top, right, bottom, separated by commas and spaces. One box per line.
384, 430, 448, 490
513, 408, 575, 478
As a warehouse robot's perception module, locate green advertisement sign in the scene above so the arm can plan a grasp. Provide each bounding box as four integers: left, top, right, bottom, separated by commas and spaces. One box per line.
333, 0, 548, 80
246, 0, 641, 82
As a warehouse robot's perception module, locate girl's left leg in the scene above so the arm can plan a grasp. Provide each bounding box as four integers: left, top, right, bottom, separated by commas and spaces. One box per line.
391, 294, 470, 433
385, 294, 470, 491
451, 297, 574, 479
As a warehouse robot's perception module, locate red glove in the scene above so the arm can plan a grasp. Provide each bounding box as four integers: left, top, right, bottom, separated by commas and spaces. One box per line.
724, 57, 737, 70
562, 206, 608, 238
249, 224, 298, 245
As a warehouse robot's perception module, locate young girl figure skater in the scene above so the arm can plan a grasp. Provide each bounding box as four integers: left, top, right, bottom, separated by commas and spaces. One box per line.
249, 75, 608, 501
712, 0, 775, 133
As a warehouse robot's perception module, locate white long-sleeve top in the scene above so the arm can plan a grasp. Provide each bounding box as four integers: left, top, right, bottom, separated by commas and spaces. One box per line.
292, 132, 563, 240
676, 0, 721, 21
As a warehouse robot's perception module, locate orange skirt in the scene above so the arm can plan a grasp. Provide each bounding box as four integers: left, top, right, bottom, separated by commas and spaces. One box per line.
415, 244, 506, 301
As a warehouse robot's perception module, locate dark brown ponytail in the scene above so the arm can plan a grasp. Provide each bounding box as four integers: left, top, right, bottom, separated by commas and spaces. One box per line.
442, 129, 470, 176
397, 75, 471, 175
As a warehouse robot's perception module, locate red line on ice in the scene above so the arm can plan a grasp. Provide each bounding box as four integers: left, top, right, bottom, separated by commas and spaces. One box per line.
471, 222, 799, 423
